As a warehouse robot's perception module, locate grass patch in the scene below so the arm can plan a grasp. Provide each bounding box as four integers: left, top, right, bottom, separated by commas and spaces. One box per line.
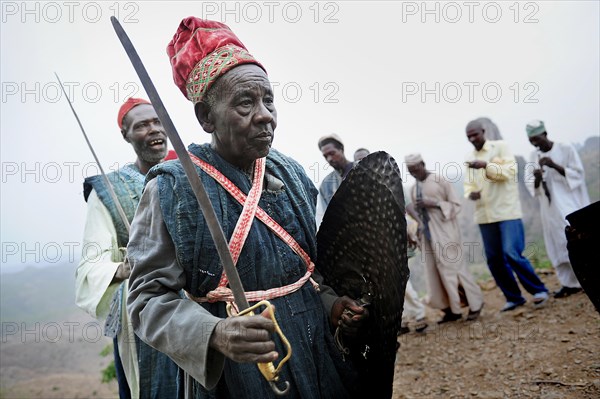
100, 343, 116, 383
100, 344, 112, 357
525, 239, 553, 270
101, 361, 116, 384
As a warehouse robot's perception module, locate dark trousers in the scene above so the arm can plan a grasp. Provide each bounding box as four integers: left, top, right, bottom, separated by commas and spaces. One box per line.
113, 337, 131, 399
479, 219, 547, 303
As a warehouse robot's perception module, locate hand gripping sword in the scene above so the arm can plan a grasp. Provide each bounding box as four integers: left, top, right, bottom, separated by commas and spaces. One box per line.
110, 17, 290, 395
55, 72, 131, 233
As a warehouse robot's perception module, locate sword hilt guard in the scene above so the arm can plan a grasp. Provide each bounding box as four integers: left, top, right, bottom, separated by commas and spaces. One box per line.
227, 300, 292, 396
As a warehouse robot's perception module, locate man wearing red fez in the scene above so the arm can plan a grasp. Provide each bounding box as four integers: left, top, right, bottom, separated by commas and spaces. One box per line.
75, 98, 179, 398
127, 17, 367, 398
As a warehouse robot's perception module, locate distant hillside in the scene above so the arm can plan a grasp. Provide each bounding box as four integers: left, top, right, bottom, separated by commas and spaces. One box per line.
0, 264, 79, 324
0, 264, 117, 398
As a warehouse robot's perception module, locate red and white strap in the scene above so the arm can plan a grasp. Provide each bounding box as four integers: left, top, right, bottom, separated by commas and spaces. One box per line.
216, 157, 265, 288
187, 153, 318, 304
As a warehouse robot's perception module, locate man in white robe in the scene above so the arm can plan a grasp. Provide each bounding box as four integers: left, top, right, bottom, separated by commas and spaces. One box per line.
405, 153, 484, 322
401, 214, 427, 333
525, 120, 590, 298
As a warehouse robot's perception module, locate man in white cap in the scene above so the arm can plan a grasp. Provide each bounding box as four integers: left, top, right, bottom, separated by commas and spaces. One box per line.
316, 134, 354, 226
525, 120, 590, 298
405, 153, 484, 322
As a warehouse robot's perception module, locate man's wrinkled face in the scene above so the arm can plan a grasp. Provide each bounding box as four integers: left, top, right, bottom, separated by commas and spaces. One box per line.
320, 143, 346, 171
208, 64, 276, 169
122, 104, 168, 163
466, 126, 485, 151
528, 133, 551, 152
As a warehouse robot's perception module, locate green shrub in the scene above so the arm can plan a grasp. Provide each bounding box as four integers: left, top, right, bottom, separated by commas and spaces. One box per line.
101, 361, 117, 384
100, 343, 116, 383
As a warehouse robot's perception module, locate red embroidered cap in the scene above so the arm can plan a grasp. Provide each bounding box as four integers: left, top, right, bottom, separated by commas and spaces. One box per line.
117, 97, 151, 129
167, 17, 265, 104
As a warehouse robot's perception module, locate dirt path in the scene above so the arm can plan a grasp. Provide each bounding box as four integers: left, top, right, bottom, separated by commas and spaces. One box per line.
392, 272, 600, 398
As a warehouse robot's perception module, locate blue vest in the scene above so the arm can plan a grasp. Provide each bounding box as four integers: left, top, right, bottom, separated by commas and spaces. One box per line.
148, 144, 352, 398
83, 164, 145, 247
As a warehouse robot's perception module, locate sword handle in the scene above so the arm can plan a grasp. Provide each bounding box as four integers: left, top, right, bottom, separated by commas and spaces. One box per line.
228, 300, 291, 396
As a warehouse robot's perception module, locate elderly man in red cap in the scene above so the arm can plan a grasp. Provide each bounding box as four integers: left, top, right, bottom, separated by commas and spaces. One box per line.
75, 98, 179, 399
126, 17, 367, 398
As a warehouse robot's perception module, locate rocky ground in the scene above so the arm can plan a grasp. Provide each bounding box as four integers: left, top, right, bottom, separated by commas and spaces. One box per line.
392, 271, 600, 399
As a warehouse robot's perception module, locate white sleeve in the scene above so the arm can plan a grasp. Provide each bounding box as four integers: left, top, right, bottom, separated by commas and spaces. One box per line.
562, 143, 586, 190
74, 189, 122, 319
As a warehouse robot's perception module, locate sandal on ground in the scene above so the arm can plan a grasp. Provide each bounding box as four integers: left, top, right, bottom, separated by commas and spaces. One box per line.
438, 309, 462, 324
414, 318, 428, 333
398, 324, 410, 335
553, 286, 582, 298
501, 300, 525, 312
467, 304, 483, 321
533, 292, 549, 309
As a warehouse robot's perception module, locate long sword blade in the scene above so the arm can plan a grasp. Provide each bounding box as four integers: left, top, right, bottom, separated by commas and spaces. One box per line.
110, 16, 250, 311
55, 72, 131, 233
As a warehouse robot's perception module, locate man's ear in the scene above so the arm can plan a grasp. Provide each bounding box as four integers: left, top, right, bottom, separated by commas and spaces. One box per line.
195, 102, 215, 133
121, 128, 131, 143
